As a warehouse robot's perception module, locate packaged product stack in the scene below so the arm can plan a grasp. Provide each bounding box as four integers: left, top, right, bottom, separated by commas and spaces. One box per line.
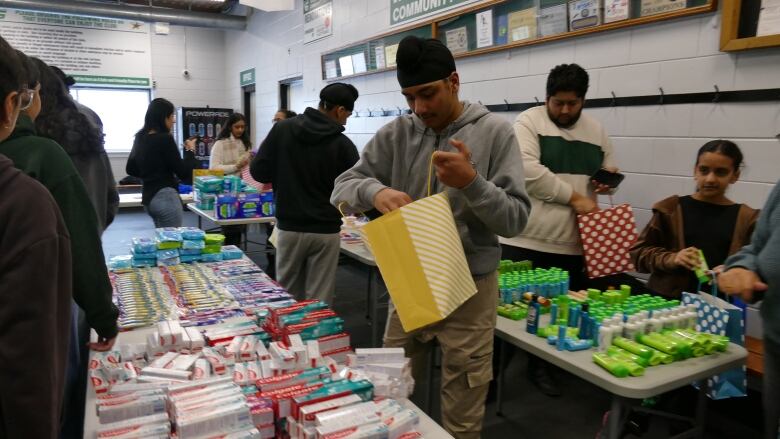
263, 300, 352, 363
202, 233, 226, 262
111, 268, 181, 330
156, 228, 183, 266
194, 174, 273, 219
346, 348, 415, 399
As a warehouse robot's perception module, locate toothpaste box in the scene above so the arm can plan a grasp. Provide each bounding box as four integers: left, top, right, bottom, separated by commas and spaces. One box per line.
318, 422, 389, 439
170, 353, 202, 371
202, 347, 227, 374
175, 402, 252, 439
298, 394, 363, 427
192, 358, 212, 380
255, 366, 331, 392
97, 394, 167, 424
95, 413, 170, 438
382, 409, 419, 439
149, 351, 179, 369
292, 380, 373, 420
352, 349, 405, 366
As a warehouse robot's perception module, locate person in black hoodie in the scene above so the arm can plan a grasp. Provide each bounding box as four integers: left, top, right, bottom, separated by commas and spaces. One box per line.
251, 83, 359, 303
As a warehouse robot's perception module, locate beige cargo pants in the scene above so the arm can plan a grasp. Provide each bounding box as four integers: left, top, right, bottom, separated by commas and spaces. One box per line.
383, 272, 498, 439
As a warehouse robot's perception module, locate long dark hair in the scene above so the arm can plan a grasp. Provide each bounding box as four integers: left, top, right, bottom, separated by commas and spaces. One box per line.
136, 98, 174, 138
32, 57, 105, 155
217, 112, 251, 151
0, 36, 24, 123
15, 50, 40, 89
696, 140, 744, 171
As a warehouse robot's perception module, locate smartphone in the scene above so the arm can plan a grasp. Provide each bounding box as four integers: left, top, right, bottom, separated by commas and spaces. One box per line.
591, 168, 625, 188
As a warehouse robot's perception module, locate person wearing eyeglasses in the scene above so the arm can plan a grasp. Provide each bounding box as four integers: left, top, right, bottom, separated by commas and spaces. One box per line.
0, 37, 74, 439
250, 84, 359, 303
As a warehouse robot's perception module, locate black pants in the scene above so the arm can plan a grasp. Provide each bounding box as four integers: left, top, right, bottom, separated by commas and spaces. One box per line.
221, 225, 243, 247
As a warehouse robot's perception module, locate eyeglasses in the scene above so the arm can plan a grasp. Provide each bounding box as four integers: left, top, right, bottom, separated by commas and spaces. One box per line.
17, 88, 35, 111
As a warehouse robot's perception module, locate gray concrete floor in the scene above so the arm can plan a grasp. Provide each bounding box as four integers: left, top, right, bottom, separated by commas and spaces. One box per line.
103, 208, 764, 439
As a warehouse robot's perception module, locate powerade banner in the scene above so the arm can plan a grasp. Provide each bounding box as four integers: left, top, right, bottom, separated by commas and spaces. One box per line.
178, 108, 233, 169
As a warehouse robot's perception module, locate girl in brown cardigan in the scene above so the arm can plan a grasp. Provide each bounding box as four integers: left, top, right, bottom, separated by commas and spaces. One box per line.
630, 140, 759, 298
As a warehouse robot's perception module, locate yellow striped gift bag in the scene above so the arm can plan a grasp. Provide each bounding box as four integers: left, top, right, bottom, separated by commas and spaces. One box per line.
361, 191, 477, 332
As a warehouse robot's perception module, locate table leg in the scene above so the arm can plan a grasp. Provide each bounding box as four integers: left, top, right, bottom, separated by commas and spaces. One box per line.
496, 339, 506, 417
365, 267, 373, 320
607, 394, 623, 439
197, 216, 202, 230
424, 346, 435, 415
694, 380, 708, 439
369, 267, 381, 347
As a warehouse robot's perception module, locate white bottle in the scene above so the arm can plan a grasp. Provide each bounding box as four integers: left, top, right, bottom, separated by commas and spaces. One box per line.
685, 311, 698, 330
646, 311, 663, 334
623, 322, 640, 341
598, 325, 615, 352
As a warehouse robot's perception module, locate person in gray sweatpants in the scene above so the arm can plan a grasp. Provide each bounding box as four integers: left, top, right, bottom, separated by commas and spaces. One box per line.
251, 83, 360, 304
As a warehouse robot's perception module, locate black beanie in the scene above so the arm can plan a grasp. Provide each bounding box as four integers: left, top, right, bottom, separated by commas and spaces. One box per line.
319, 83, 359, 111
396, 36, 456, 88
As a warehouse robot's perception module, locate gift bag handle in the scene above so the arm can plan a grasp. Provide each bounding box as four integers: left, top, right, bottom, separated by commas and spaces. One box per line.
337, 201, 365, 219
696, 270, 725, 310
427, 152, 436, 197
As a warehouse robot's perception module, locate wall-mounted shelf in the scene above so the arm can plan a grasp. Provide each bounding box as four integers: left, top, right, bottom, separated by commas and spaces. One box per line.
321, 0, 718, 81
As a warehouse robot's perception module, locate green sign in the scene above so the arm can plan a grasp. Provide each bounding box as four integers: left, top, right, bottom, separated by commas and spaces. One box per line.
70, 75, 150, 86
240, 68, 256, 86
390, 0, 475, 25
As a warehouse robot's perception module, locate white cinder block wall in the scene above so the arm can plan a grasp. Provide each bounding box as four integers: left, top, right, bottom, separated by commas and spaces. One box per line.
223, 0, 780, 231
110, 26, 230, 180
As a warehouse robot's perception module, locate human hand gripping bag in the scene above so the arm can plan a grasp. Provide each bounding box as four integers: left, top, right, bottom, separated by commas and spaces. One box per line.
349, 154, 477, 332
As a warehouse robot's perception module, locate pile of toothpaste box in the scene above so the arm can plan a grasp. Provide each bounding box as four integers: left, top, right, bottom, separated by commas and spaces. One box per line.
91, 302, 418, 438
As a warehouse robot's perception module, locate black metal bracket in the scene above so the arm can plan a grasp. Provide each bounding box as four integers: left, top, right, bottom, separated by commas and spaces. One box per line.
483, 87, 780, 113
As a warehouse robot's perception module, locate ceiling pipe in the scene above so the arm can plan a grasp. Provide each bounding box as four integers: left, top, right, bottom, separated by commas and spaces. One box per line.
0, 0, 247, 30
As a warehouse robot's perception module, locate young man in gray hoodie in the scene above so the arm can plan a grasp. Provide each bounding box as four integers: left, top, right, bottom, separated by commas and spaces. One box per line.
331, 36, 531, 439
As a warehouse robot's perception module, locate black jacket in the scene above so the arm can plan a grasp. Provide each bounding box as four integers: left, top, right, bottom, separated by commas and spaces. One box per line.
126, 132, 198, 206
251, 108, 359, 233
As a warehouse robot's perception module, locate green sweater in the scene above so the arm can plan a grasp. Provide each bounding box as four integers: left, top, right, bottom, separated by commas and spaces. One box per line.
1, 114, 118, 338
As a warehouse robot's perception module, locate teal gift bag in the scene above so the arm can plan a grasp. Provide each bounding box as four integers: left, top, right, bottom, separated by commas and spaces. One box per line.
681, 277, 747, 400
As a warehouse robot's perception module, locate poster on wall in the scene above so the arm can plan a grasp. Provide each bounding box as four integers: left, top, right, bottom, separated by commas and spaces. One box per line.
445, 26, 468, 54
539, 4, 568, 37
385, 43, 399, 67
374, 45, 387, 69
508, 8, 538, 42
177, 108, 233, 170
757, 0, 780, 36
569, 0, 601, 30
304, 0, 333, 44
476, 10, 493, 48
640, 0, 685, 17
0, 8, 151, 87
604, 0, 630, 23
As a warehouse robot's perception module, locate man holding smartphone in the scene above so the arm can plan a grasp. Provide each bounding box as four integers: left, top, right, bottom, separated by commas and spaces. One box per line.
500, 63, 618, 396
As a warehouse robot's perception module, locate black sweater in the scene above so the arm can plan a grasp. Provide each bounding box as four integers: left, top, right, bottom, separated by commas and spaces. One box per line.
126, 132, 198, 205
251, 108, 359, 233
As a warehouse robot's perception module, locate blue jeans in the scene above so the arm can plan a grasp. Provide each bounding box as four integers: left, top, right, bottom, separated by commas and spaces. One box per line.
146, 187, 182, 228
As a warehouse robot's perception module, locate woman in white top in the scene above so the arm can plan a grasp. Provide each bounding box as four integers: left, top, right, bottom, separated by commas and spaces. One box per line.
210, 112, 251, 175
209, 113, 251, 246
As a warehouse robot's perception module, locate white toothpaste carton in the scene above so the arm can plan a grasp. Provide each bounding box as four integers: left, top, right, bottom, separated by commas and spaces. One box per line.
174, 392, 247, 417
240, 335, 259, 361
158, 321, 173, 347
225, 336, 243, 365
149, 351, 179, 369
382, 409, 419, 439
97, 421, 170, 439
90, 368, 111, 394
307, 341, 322, 368
269, 342, 296, 364
315, 400, 400, 427
315, 412, 381, 437
260, 360, 274, 379
168, 383, 240, 404
168, 320, 184, 347
246, 361, 262, 382
318, 421, 389, 439
298, 394, 363, 428
217, 427, 263, 439
364, 361, 411, 379
192, 358, 212, 380
180, 327, 193, 353
170, 353, 202, 371
353, 348, 405, 365
97, 394, 167, 424
167, 376, 233, 397
120, 343, 147, 361
288, 334, 305, 349
255, 340, 271, 361
146, 332, 165, 358
175, 402, 252, 439
186, 327, 206, 352
257, 423, 275, 439
95, 413, 169, 438
109, 380, 170, 394
141, 366, 192, 380
202, 347, 228, 374
233, 362, 249, 385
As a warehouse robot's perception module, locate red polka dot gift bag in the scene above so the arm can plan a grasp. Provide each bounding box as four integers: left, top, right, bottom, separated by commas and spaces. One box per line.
576, 204, 639, 279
